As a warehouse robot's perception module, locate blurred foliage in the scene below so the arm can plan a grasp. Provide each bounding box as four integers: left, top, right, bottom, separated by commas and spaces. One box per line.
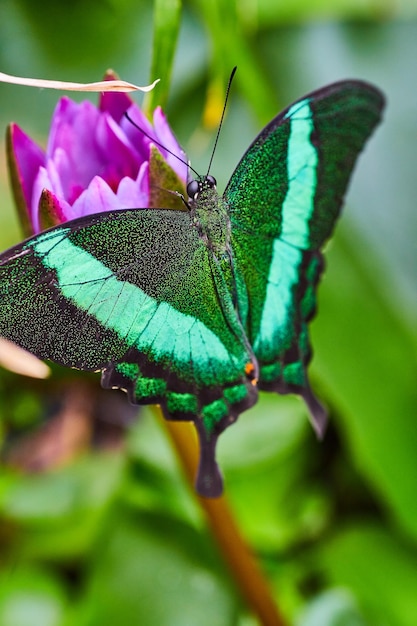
0, 0, 417, 624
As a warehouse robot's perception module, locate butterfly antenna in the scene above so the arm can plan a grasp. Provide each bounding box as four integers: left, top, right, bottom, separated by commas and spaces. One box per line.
206, 66, 237, 178
124, 112, 200, 179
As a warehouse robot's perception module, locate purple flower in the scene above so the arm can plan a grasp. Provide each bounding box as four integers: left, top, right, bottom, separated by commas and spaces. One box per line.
7, 78, 187, 235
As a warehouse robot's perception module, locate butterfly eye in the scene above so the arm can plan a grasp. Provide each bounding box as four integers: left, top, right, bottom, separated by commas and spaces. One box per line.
187, 179, 201, 199
206, 175, 217, 188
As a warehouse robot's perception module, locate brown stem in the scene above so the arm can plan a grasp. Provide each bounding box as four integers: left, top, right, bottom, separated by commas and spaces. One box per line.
157, 412, 287, 626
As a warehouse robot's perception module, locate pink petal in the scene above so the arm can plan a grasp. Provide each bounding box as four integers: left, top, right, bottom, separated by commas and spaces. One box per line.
38, 189, 68, 229
31, 167, 53, 233
72, 176, 124, 217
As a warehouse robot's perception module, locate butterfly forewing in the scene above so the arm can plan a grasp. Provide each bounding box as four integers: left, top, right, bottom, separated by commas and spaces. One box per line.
225, 81, 385, 433
0, 209, 257, 494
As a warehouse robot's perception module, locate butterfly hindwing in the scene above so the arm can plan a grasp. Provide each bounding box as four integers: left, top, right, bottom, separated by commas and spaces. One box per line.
226, 80, 384, 247
0, 209, 258, 495
225, 81, 385, 433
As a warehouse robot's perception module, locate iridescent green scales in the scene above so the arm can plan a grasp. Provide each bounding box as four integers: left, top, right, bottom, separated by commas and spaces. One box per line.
0, 80, 384, 496
167, 392, 198, 415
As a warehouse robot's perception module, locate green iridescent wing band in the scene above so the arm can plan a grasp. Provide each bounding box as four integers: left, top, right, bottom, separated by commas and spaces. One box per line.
225, 80, 385, 434
0, 209, 257, 496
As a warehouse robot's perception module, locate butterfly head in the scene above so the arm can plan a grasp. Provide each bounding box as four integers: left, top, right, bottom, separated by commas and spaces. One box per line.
186, 175, 217, 200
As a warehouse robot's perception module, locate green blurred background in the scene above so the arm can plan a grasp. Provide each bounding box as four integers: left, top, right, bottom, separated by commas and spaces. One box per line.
0, 0, 417, 624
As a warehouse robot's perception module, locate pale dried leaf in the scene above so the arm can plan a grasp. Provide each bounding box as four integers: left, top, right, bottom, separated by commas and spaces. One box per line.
0, 337, 50, 379
0, 71, 159, 93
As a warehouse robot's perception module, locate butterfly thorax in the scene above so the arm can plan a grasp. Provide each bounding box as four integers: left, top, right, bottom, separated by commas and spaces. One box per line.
188, 179, 231, 259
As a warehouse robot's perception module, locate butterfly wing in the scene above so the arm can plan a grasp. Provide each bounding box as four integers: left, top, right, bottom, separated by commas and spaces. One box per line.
225, 80, 385, 434
0, 209, 257, 495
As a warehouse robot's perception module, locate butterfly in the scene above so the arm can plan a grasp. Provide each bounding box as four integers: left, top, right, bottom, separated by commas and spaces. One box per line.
0, 80, 384, 496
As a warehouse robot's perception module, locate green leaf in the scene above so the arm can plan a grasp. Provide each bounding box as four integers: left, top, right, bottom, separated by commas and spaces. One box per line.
0, 566, 67, 626
312, 228, 417, 539
144, 0, 182, 113
124, 407, 201, 525
0, 453, 124, 559
190, 0, 278, 124
83, 512, 239, 626
217, 395, 331, 551
244, 0, 393, 27
318, 524, 417, 626
297, 589, 369, 626
149, 145, 186, 209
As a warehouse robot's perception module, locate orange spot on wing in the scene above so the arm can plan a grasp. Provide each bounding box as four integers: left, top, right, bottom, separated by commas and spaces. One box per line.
245, 362, 258, 385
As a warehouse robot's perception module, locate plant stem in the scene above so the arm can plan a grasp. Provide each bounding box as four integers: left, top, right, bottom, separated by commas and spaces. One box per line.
159, 414, 287, 626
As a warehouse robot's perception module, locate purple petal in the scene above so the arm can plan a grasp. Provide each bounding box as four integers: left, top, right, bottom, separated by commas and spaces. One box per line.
47, 98, 95, 158
120, 104, 155, 161
99, 69, 133, 122
153, 107, 188, 183
10, 93, 181, 233
9, 124, 45, 213
46, 148, 81, 204
46, 98, 142, 205
32, 165, 71, 232
95, 113, 140, 185
100, 89, 133, 123
47, 98, 104, 191
116, 162, 149, 208
71, 176, 125, 217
